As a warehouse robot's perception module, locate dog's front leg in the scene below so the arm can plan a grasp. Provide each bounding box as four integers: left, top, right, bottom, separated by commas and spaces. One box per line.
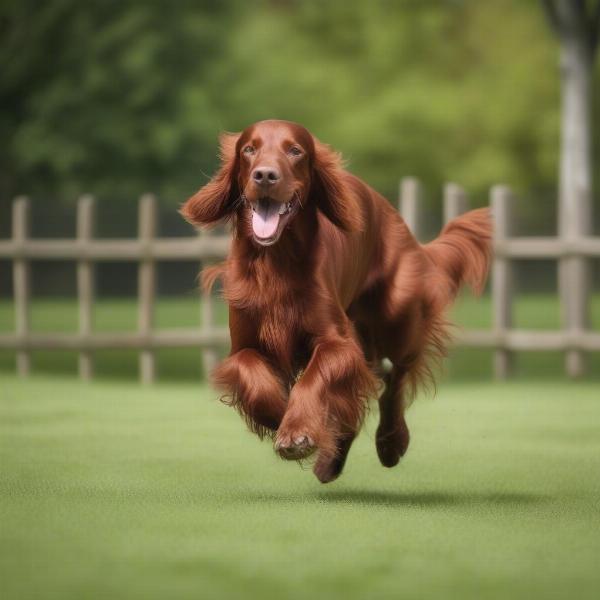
213, 349, 288, 437
275, 334, 377, 470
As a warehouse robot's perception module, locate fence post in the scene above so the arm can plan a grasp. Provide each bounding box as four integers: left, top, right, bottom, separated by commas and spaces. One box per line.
199, 233, 218, 377
559, 189, 590, 378
399, 177, 422, 239
77, 195, 95, 380
443, 182, 468, 224
138, 194, 157, 384
491, 185, 514, 379
12, 196, 31, 376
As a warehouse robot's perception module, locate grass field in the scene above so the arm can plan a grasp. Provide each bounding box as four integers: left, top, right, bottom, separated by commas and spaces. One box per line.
1, 376, 600, 599
1, 294, 600, 381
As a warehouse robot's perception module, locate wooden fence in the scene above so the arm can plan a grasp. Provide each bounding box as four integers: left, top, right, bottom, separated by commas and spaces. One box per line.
401, 179, 600, 378
1, 181, 599, 382
0, 194, 229, 384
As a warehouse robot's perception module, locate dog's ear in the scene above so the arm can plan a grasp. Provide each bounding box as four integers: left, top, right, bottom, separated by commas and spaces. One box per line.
180, 132, 241, 228
312, 139, 363, 232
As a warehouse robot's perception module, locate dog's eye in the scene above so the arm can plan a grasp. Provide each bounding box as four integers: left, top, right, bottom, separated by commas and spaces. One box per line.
288, 146, 302, 157
242, 145, 255, 155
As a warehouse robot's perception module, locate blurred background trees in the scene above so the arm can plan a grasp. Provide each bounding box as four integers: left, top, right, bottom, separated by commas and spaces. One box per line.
2, 0, 598, 225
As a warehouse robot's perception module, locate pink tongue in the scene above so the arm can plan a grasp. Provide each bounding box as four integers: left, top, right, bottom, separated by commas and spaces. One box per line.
252, 200, 280, 239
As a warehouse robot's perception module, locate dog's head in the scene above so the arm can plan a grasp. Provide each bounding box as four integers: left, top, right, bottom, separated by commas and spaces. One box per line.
181, 120, 362, 246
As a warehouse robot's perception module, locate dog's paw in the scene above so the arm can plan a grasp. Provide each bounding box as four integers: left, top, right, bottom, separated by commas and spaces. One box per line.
275, 433, 316, 461
312, 435, 354, 483
313, 455, 343, 483
376, 423, 410, 468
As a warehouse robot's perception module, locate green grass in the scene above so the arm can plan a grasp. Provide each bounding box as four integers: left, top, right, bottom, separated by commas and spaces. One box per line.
2, 293, 600, 380
1, 376, 599, 599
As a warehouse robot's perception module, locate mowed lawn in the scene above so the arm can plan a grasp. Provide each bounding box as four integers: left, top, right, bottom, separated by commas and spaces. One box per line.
1, 376, 600, 599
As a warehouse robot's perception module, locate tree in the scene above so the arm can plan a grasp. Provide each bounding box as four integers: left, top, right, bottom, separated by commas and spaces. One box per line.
541, 0, 600, 375
0, 0, 590, 235
0, 0, 242, 208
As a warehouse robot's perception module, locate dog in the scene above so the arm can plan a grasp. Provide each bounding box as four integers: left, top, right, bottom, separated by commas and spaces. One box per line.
181, 119, 491, 483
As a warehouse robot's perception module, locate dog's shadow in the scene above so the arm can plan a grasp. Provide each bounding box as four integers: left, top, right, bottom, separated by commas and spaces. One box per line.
317, 489, 545, 507
241, 489, 545, 507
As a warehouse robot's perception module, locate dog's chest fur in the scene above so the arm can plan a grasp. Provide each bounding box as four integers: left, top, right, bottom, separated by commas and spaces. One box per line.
257, 301, 302, 360
225, 255, 311, 370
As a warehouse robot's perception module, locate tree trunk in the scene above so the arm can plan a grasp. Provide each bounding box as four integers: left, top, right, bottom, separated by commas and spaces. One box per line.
557, 10, 593, 377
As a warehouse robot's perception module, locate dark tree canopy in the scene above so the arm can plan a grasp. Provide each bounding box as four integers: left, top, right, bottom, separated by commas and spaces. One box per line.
1, 0, 599, 233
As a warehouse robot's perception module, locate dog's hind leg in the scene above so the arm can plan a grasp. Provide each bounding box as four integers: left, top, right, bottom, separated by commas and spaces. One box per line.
376, 365, 410, 467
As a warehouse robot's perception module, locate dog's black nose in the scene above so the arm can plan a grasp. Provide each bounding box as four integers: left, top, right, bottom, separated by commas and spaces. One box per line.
252, 166, 280, 185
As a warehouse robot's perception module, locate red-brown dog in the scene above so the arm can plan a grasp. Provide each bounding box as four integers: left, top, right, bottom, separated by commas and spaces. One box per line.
181, 119, 491, 483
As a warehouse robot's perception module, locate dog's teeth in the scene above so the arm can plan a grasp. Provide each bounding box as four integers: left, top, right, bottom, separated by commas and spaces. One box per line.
279, 204, 287, 215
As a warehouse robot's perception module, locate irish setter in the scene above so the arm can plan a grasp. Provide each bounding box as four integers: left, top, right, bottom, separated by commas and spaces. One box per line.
181, 119, 491, 483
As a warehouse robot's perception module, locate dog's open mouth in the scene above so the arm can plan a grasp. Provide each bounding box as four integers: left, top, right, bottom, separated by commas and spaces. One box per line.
251, 197, 295, 246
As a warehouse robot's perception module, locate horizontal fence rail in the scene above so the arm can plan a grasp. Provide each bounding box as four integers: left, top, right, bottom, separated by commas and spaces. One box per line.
0, 183, 597, 381
0, 237, 230, 260
0, 330, 230, 350
457, 330, 600, 351
493, 238, 600, 258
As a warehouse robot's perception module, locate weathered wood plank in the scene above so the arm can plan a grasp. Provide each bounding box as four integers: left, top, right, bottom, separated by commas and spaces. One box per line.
138, 194, 157, 384
0, 236, 231, 260
494, 237, 600, 257
399, 177, 422, 240
559, 181, 591, 377
12, 197, 31, 376
0, 329, 230, 350
2, 328, 599, 352
443, 182, 468, 224
456, 329, 600, 351
491, 185, 513, 379
77, 195, 95, 380
199, 231, 219, 377
3, 233, 600, 261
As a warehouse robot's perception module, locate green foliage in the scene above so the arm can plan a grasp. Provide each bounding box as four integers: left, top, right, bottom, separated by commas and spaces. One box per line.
1, 0, 598, 218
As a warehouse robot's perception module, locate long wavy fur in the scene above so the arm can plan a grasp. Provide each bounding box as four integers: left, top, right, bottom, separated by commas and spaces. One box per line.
180, 120, 493, 482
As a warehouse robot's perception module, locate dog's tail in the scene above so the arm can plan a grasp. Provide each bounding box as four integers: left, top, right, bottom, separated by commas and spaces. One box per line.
422, 207, 492, 301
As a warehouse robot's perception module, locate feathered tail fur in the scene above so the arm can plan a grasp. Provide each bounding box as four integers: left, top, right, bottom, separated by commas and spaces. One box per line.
423, 207, 492, 300
400, 207, 492, 398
